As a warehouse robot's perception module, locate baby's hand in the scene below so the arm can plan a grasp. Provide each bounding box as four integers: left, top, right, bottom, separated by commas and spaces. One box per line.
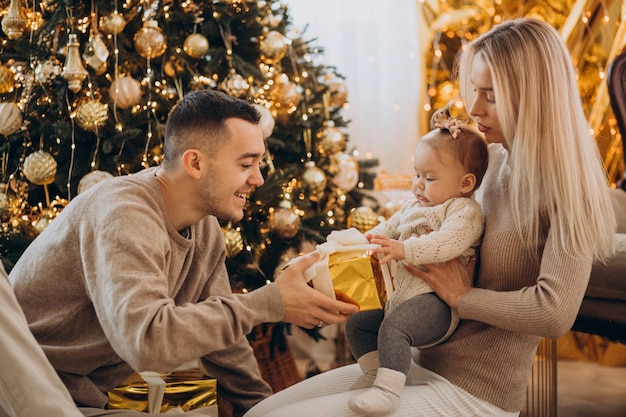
368, 234, 404, 263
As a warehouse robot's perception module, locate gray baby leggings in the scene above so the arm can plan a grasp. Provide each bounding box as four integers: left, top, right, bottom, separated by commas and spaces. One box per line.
345, 293, 452, 375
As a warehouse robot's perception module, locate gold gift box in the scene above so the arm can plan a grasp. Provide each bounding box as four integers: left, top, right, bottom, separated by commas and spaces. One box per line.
108, 369, 217, 413
327, 250, 391, 311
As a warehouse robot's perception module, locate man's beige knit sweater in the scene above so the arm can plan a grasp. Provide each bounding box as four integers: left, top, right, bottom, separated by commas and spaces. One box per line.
10, 167, 283, 417
418, 144, 593, 412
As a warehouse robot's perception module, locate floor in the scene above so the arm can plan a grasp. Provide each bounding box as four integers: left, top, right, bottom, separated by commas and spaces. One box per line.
557, 359, 626, 417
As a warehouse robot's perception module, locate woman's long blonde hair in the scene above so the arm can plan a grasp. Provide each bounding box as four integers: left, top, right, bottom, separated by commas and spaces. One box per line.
457, 18, 616, 262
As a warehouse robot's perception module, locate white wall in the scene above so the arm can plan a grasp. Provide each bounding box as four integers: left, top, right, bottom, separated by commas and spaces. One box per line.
286, 0, 424, 177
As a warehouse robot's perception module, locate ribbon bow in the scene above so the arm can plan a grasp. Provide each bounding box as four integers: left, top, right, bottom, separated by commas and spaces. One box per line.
286, 228, 379, 299
432, 111, 463, 139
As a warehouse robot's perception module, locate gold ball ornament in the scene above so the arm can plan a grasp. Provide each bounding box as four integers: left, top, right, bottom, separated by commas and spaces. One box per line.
164, 56, 185, 77
78, 170, 114, 194
183, 33, 210, 59
22, 150, 57, 185
270, 74, 301, 111
100, 11, 126, 35
221, 68, 249, 98
75, 100, 109, 132
270, 200, 300, 239
134, 20, 167, 59
34, 59, 62, 84
222, 226, 244, 258
380, 199, 404, 219
316, 120, 345, 156
326, 76, 348, 107
0, 184, 10, 219
252, 103, 275, 139
347, 206, 380, 234
110, 76, 142, 109
0, 102, 23, 136
331, 152, 359, 192
0, 65, 15, 94
301, 160, 327, 202
260, 31, 288, 64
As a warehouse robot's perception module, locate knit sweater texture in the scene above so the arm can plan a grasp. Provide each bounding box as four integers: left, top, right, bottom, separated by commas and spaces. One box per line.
9, 167, 283, 417
417, 144, 593, 412
368, 197, 483, 311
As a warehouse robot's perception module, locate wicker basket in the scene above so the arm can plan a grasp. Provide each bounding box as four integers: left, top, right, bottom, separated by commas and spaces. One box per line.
249, 323, 302, 392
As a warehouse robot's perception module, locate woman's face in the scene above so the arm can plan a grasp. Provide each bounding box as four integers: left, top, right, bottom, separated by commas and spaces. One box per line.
468, 55, 505, 144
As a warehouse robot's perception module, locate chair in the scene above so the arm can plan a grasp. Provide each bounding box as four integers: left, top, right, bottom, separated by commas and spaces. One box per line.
607, 51, 626, 191
569, 51, 626, 344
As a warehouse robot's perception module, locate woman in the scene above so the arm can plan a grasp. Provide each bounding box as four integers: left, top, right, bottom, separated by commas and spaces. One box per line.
243, 18, 616, 417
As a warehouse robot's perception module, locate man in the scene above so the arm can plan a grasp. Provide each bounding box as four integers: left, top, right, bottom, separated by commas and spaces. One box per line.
10, 90, 357, 417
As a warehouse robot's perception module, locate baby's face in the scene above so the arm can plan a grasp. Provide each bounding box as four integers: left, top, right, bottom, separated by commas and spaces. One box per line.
411, 140, 469, 207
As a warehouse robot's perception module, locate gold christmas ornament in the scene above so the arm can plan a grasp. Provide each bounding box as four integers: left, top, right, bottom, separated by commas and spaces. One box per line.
83, 32, 109, 73
78, 170, 114, 194
252, 103, 275, 139
1, 0, 27, 40
222, 225, 244, 258
0, 65, 15, 94
183, 33, 210, 59
301, 160, 327, 202
110, 76, 142, 109
23, 150, 57, 185
316, 120, 345, 156
26, 10, 43, 32
270, 200, 300, 239
34, 59, 62, 84
134, 20, 167, 59
326, 77, 348, 108
221, 68, 249, 98
331, 152, 359, 193
347, 206, 379, 234
61, 34, 88, 93
270, 74, 301, 111
100, 11, 126, 35
164, 56, 185, 77
260, 31, 288, 64
0, 102, 23, 136
76, 100, 109, 132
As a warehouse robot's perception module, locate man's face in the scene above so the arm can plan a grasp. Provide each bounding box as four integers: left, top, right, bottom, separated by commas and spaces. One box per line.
198, 118, 265, 223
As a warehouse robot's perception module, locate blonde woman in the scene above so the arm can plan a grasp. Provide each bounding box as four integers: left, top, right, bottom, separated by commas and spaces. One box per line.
244, 18, 616, 417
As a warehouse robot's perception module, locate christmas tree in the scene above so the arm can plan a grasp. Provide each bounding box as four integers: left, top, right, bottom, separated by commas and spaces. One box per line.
0, 0, 380, 283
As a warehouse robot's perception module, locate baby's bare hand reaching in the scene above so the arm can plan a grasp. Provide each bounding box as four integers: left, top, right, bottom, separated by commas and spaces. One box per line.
367, 234, 405, 264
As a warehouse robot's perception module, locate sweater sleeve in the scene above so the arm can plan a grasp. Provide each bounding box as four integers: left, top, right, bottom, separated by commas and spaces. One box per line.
79, 187, 283, 373
402, 198, 484, 265
457, 219, 592, 339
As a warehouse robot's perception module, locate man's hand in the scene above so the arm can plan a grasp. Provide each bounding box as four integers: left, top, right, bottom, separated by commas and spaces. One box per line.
366, 234, 404, 263
274, 252, 359, 329
404, 257, 476, 309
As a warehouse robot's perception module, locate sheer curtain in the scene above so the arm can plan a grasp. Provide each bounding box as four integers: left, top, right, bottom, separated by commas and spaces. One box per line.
286, 0, 425, 177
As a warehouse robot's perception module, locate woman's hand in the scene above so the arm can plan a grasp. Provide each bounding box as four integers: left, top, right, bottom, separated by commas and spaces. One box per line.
404, 257, 476, 309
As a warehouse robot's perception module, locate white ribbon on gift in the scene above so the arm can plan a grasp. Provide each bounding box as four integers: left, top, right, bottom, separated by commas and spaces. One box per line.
138, 371, 166, 414
287, 228, 394, 301
138, 360, 218, 415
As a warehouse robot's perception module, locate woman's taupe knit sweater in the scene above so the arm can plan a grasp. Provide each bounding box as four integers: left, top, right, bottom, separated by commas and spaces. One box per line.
417, 144, 593, 412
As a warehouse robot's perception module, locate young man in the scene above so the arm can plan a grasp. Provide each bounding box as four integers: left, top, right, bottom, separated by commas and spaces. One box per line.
9, 90, 358, 417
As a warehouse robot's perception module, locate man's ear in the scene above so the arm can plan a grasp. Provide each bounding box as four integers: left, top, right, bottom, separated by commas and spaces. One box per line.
461, 173, 477, 194
181, 149, 203, 179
